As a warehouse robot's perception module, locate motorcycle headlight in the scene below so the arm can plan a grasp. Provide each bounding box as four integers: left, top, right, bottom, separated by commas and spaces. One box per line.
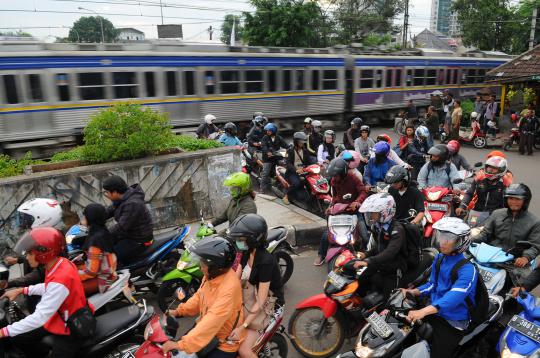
501, 346, 526, 358
427, 191, 442, 201
335, 234, 350, 246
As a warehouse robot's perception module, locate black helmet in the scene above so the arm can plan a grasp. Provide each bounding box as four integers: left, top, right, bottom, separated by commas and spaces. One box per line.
428, 144, 449, 164
351, 117, 363, 127
293, 131, 307, 142
224, 122, 237, 135
191, 236, 236, 279
326, 158, 348, 178
253, 116, 266, 127
385, 165, 410, 186
504, 183, 532, 211
227, 214, 268, 250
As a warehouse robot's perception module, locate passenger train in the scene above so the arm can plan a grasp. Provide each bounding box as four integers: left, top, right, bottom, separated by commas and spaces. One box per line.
0, 42, 508, 155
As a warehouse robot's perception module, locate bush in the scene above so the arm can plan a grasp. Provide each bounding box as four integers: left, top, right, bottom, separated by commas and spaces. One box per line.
50, 146, 85, 163
82, 103, 174, 163
163, 135, 223, 152
0, 152, 44, 178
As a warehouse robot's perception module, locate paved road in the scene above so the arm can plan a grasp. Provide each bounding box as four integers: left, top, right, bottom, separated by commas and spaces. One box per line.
283, 126, 540, 357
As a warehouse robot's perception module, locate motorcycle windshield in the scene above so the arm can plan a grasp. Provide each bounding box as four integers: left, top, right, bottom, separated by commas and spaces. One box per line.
518, 293, 540, 319
469, 242, 513, 264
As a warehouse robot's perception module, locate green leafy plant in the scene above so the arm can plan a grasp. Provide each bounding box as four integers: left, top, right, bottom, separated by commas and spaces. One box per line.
82, 103, 174, 164
162, 135, 223, 152
524, 87, 536, 106
0, 152, 44, 179
50, 146, 85, 163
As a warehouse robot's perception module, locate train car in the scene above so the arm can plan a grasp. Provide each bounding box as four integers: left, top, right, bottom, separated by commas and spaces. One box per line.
350, 54, 507, 122
0, 42, 345, 156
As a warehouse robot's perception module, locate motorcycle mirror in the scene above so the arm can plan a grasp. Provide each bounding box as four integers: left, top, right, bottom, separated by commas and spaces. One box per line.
474, 162, 483, 167
408, 209, 417, 218
452, 178, 463, 184
176, 287, 186, 301
166, 315, 179, 335
343, 193, 352, 200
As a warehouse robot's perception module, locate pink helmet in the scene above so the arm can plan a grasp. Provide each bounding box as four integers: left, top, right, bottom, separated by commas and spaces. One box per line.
341, 150, 361, 169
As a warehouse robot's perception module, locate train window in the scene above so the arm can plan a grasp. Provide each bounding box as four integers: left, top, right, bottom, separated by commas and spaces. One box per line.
395, 69, 402, 86
184, 71, 196, 95
165, 71, 177, 96
3, 75, 19, 104
268, 70, 277, 92
477, 69, 486, 83
426, 69, 437, 86
322, 70, 338, 90
283, 70, 292, 91
461, 70, 468, 84
359, 70, 373, 89
413, 69, 425, 86
245, 70, 263, 93
452, 70, 459, 84
220, 71, 240, 94
78, 73, 105, 100
144, 72, 156, 97
385, 70, 393, 87
311, 70, 320, 90
28, 74, 44, 102
296, 70, 305, 91
438, 69, 445, 84
445, 69, 452, 84
113, 72, 138, 99
374, 70, 383, 88
56, 73, 70, 102
205, 71, 215, 94
406, 70, 412, 85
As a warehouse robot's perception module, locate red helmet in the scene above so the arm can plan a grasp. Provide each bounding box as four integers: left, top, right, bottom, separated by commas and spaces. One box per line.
15, 227, 65, 264
447, 140, 461, 155
376, 134, 392, 144
486, 150, 506, 159
511, 113, 518, 122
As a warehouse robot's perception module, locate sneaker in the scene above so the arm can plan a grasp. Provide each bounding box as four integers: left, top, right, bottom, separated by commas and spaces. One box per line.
282, 196, 290, 205
313, 256, 324, 266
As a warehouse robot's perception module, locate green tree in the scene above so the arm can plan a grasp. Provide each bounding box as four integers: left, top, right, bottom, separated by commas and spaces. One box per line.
452, 0, 526, 53
333, 0, 403, 44
243, 0, 332, 47
0, 30, 32, 37
221, 14, 244, 44
68, 16, 119, 43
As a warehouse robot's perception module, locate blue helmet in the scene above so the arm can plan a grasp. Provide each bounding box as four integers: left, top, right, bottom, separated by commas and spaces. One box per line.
264, 123, 278, 135
415, 125, 429, 140
374, 141, 390, 156
341, 151, 354, 162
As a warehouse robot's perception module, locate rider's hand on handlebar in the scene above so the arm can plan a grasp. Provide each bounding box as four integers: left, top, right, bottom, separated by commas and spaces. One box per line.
353, 261, 368, 268
3, 256, 19, 267
167, 309, 180, 318
451, 188, 461, 196
455, 207, 464, 216
406, 308, 427, 324
349, 202, 360, 211
228, 326, 244, 342
510, 286, 525, 298
161, 341, 180, 354
515, 257, 530, 268
2, 288, 23, 301
400, 288, 420, 298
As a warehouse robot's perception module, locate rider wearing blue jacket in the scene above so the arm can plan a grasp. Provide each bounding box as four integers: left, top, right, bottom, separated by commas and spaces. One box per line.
364, 141, 396, 186
401, 217, 477, 358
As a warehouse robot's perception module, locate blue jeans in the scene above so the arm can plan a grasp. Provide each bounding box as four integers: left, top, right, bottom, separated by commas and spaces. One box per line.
284, 170, 302, 196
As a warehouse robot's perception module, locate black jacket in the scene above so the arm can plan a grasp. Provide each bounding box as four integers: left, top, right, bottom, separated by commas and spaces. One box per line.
286, 146, 315, 172
196, 123, 219, 139
365, 221, 407, 273
307, 132, 323, 155
261, 135, 289, 162
461, 177, 505, 213
7, 265, 45, 289
519, 116, 540, 133
343, 128, 361, 150
106, 184, 154, 243
247, 126, 265, 148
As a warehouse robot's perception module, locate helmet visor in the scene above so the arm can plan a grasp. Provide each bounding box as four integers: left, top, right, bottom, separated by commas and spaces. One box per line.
18, 212, 35, 230
14, 231, 42, 256
434, 230, 460, 245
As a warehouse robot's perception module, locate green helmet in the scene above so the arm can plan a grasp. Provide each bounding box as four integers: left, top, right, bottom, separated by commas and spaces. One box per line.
223, 172, 252, 199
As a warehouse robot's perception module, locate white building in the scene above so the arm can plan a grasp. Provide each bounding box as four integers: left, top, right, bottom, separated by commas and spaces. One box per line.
430, 0, 460, 36
117, 28, 145, 42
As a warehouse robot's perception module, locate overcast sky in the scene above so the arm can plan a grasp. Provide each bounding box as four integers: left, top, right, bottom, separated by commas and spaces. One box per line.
1, 0, 432, 43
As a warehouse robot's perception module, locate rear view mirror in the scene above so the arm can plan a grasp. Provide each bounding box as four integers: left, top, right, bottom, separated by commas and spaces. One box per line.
453, 178, 463, 184
474, 162, 483, 168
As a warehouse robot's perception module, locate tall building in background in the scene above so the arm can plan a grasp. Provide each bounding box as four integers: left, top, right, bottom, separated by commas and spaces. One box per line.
430, 0, 460, 36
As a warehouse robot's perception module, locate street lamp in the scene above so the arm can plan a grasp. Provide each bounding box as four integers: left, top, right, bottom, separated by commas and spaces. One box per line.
78, 6, 105, 43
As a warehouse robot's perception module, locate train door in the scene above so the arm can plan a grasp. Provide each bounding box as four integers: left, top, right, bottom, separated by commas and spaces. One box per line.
344, 56, 355, 116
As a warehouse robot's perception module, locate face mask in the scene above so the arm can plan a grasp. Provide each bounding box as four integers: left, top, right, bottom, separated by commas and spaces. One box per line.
235, 240, 248, 251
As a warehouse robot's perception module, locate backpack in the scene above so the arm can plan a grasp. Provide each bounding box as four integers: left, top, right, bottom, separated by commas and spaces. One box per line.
434, 256, 490, 328
396, 220, 422, 269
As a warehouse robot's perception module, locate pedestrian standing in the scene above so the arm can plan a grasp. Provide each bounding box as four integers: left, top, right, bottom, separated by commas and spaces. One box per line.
448, 100, 462, 142
519, 110, 539, 155
484, 95, 498, 133
520, 103, 536, 118
474, 95, 486, 120
443, 92, 454, 136
424, 106, 439, 146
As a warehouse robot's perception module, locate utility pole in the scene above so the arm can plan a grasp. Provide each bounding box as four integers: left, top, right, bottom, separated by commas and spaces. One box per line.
530, 7, 538, 50
159, 0, 164, 25
402, 0, 409, 48
208, 26, 214, 41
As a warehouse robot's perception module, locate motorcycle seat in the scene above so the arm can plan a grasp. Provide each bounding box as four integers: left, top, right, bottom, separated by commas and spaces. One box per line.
136, 228, 180, 258
267, 227, 287, 243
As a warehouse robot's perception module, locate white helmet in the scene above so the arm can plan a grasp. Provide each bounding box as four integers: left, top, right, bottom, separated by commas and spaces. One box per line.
359, 193, 396, 225
470, 111, 478, 119
487, 120, 497, 128
312, 120, 322, 132
204, 114, 216, 124
17, 198, 63, 229
432, 217, 471, 253
304, 117, 313, 124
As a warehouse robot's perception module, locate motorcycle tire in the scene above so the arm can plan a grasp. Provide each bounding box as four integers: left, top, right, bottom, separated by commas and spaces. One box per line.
289, 308, 346, 358
157, 278, 199, 312
258, 333, 288, 358
273, 249, 294, 285
473, 137, 486, 149
103, 334, 144, 358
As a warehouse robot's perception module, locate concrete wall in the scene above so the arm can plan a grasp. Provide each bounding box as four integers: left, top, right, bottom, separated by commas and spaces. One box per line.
0, 147, 241, 247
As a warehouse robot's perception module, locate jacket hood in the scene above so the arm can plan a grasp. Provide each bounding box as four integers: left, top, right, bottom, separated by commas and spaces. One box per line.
122, 184, 146, 202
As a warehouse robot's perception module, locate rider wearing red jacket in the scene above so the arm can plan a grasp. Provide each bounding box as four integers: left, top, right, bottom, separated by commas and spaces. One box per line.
1, 227, 88, 357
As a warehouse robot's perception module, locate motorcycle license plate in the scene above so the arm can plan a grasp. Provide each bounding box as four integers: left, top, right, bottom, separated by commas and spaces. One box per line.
427, 203, 448, 211
327, 271, 347, 290
508, 315, 540, 344
366, 312, 393, 339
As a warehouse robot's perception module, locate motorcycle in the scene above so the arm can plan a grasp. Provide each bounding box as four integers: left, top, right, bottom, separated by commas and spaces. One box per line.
0, 297, 153, 358
498, 292, 540, 357
324, 201, 360, 272
66, 224, 190, 292
503, 127, 521, 151
421, 186, 453, 246
441, 118, 504, 148
337, 289, 504, 358
133, 289, 288, 358
241, 142, 263, 180
467, 241, 536, 295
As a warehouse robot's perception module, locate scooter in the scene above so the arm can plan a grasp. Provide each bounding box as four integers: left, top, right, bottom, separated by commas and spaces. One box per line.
133, 289, 288, 358
467, 241, 536, 295
498, 292, 540, 357
324, 201, 360, 272
337, 289, 504, 358
455, 118, 504, 148
0, 297, 154, 358
503, 127, 521, 151
421, 186, 453, 246
65, 224, 191, 292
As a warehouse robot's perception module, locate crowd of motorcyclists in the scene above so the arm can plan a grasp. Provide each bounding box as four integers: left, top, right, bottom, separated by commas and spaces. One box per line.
2, 99, 540, 358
